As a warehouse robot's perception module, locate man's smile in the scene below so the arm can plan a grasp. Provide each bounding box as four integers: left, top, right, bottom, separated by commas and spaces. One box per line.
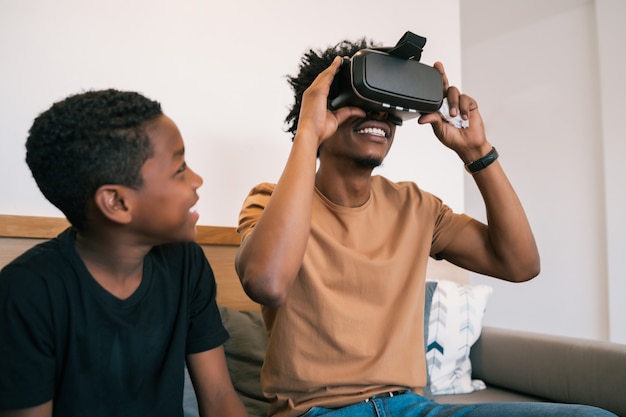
355, 126, 387, 138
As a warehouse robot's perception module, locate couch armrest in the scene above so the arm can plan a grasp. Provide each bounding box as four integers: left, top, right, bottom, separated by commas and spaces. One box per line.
470, 326, 626, 416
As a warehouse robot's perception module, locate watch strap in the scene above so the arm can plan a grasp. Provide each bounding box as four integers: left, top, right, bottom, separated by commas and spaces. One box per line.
465, 147, 498, 174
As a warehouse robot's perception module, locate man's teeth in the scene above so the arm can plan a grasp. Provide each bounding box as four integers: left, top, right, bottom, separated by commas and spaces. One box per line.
356, 127, 386, 137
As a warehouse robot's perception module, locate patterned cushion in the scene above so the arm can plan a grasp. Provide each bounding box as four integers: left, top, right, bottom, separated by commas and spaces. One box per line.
426, 280, 493, 395
422, 280, 438, 398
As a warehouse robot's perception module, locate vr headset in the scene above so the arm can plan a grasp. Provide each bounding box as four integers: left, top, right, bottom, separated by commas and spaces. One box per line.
328, 31, 443, 126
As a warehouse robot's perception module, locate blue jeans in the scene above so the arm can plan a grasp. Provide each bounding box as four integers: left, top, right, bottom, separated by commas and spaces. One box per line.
299, 391, 617, 417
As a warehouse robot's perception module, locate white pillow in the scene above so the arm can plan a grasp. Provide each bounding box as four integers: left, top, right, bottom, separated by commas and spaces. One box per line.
426, 280, 493, 395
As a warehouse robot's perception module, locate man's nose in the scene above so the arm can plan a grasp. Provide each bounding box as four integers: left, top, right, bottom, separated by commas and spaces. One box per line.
366, 110, 402, 126
366, 110, 389, 121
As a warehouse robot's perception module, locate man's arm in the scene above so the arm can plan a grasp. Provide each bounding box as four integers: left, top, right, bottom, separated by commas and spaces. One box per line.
0, 401, 52, 417
438, 158, 540, 282
419, 62, 540, 282
186, 346, 248, 417
235, 57, 365, 306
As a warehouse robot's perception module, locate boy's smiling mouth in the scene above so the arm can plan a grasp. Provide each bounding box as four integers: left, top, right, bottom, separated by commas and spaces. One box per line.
188, 199, 200, 223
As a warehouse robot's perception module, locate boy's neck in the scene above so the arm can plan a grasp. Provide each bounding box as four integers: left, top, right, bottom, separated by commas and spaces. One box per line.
74, 231, 149, 300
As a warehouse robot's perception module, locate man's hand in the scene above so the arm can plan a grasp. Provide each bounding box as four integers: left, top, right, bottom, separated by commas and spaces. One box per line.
297, 56, 366, 148
418, 61, 491, 164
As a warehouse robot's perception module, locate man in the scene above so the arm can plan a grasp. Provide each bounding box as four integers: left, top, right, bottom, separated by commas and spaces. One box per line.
235, 39, 615, 417
0, 89, 248, 417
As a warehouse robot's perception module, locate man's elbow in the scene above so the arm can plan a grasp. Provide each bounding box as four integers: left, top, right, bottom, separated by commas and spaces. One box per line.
507, 257, 541, 283
239, 271, 290, 308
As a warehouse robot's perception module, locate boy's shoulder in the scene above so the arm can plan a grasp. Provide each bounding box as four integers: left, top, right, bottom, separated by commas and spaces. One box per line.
1, 227, 74, 274
0, 228, 78, 306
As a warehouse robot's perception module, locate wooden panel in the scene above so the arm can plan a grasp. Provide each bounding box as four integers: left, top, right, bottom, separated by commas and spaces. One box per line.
201, 245, 259, 311
0, 215, 69, 239
0, 214, 240, 246
196, 225, 240, 246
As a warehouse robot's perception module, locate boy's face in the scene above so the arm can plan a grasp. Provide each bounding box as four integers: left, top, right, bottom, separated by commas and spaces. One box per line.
128, 114, 203, 244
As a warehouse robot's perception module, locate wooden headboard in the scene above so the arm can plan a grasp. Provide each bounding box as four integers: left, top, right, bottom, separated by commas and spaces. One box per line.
0, 214, 259, 311
1, 215, 468, 312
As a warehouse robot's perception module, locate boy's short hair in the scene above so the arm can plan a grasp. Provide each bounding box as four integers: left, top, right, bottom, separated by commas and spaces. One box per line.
26, 89, 163, 231
284, 38, 379, 139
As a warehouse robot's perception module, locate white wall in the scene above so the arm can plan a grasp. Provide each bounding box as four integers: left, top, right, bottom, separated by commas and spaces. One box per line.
4, 0, 622, 344
461, 0, 626, 343
0, 0, 465, 228
595, 0, 626, 348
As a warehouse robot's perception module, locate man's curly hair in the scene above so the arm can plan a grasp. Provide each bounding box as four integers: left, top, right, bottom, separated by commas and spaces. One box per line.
26, 89, 163, 231
284, 37, 380, 139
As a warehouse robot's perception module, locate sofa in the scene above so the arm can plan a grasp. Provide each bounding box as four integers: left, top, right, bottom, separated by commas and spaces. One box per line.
1, 215, 624, 417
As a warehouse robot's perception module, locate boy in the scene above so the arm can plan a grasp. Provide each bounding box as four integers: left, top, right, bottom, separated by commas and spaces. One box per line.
0, 89, 248, 417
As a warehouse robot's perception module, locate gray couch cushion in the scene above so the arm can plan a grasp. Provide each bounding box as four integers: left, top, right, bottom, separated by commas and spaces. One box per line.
434, 386, 544, 404
470, 326, 626, 416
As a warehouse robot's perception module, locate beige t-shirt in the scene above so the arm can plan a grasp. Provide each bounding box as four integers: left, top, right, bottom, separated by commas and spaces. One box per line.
237, 176, 472, 417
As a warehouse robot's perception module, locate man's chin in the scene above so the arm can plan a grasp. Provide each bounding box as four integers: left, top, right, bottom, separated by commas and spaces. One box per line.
354, 156, 383, 169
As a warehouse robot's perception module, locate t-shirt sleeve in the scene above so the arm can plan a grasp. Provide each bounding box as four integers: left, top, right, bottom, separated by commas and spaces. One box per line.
428, 195, 473, 258
0, 263, 56, 409
236, 182, 275, 243
185, 243, 229, 355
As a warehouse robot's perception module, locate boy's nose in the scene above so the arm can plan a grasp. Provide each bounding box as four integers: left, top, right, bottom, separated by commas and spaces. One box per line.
190, 168, 203, 189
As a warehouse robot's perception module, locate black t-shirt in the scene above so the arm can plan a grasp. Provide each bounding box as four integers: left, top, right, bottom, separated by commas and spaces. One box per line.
0, 228, 228, 416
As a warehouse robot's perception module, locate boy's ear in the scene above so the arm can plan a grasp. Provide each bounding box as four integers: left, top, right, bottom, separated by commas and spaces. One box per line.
94, 185, 133, 225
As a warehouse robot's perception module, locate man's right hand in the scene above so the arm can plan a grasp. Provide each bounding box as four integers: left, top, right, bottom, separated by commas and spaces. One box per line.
297, 56, 365, 148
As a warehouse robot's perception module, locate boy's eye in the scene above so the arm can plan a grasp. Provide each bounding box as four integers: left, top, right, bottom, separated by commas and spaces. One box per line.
176, 162, 187, 174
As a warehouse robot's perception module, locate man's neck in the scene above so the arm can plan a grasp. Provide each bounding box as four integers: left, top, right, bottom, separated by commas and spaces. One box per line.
315, 165, 373, 207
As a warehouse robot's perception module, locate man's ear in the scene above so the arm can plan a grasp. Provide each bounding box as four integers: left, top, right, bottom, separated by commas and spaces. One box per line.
93, 185, 133, 225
